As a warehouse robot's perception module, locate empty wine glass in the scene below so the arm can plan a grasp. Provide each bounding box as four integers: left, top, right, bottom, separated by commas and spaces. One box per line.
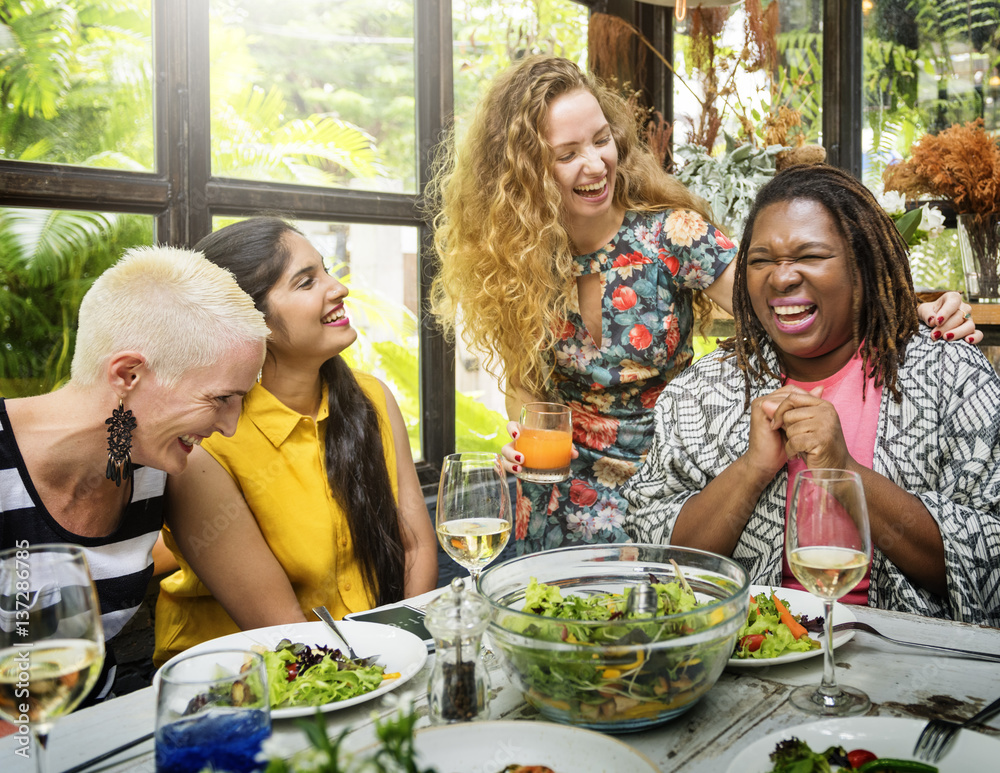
785, 468, 871, 716
436, 452, 513, 586
0, 544, 106, 773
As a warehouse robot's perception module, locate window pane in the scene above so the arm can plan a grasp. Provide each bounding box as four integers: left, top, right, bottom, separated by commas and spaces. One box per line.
672, 1, 822, 152
211, 217, 423, 460
0, 209, 154, 396
452, 1, 589, 127
449, 1, 589, 452
0, 1, 153, 170
863, 1, 1000, 186
208, 0, 416, 194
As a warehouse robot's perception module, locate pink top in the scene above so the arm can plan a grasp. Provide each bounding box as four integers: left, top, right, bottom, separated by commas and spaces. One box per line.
781, 352, 881, 605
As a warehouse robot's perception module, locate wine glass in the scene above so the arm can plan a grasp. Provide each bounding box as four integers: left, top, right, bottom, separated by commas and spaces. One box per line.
436, 452, 513, 586
785, 469, 872, 716
0, 544, 106, 773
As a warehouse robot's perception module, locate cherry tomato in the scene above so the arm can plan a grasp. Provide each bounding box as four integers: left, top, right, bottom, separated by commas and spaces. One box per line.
740, 634, 767, 652
286, 662, 299, 681
847, 749, 878, 768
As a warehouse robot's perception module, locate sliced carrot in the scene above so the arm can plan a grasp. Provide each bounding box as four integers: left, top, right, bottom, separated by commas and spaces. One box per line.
772, 594, 808, 640
382, 672, 401, 680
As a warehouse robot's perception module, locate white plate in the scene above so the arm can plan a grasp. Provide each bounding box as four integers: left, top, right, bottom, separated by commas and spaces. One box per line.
410, 720, 661, 773
154, 620, 427, 719
726, 716, 1000, 772
726, 585, 857, 668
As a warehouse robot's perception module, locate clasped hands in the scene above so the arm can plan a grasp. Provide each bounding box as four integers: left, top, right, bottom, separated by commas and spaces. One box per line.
745, 384, 856, 480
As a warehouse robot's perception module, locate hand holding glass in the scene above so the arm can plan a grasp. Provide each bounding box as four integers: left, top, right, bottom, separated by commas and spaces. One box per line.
155, 649, 270, 773
436, 452, 513, 584
785, 469, 871, 716
515, 402, 572, 483
0, 544, 106, 773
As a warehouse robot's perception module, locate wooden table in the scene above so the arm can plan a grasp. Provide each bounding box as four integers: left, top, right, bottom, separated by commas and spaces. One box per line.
3, 594, 998, 773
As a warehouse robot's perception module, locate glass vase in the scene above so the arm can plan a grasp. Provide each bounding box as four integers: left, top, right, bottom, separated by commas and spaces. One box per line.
957, 214, 1000, 303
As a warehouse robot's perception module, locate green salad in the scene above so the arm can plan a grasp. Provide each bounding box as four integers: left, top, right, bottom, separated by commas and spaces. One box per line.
255, 639, 388, 709
496, 577, 736, 724
732, 590, 823, 660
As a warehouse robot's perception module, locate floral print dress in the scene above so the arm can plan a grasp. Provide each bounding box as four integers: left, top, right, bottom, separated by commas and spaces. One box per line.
515, 209, 736, 555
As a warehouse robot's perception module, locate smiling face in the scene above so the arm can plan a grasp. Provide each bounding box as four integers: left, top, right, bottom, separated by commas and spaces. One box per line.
543, 88, 619, 238
262, 231, 358, 368
746, 199, 860, 381
130, 346, 263, 474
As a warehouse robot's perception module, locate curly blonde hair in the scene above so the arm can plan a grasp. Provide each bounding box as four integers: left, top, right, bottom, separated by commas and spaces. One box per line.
429, 55, 716, 399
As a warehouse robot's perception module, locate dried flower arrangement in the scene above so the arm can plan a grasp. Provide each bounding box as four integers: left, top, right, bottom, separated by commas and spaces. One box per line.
883, 119, 1000, 299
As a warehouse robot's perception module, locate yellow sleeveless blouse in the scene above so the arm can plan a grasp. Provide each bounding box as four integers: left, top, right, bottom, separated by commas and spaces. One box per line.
153, 372, 397, 665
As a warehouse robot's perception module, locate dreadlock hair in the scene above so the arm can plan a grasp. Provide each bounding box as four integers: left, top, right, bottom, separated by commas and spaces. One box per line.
724, 164, 919, 406
195, 217, 405, 607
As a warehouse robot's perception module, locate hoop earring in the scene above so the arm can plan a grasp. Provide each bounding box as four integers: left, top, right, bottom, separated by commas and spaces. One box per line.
105, 399, 137, 487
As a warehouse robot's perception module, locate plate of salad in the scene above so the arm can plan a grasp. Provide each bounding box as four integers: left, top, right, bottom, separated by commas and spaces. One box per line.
727, 586, 856, 668
725, 716, 1000, 772
154, 620, 427, 719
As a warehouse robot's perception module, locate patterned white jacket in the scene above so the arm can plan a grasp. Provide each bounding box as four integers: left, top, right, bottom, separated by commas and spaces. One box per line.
622, 329, 1000, 627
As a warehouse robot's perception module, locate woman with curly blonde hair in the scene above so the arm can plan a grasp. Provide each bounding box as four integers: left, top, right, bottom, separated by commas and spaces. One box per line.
429, 55, 976, 555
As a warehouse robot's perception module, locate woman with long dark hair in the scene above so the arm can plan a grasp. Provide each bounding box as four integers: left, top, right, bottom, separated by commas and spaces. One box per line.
154, 217, 437, 663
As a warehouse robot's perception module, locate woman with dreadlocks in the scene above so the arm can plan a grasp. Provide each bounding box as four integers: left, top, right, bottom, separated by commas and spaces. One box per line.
623, 164, 1000, 625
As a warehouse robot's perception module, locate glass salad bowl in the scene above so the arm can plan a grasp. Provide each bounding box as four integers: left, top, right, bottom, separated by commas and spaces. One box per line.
478, 544, 749, 732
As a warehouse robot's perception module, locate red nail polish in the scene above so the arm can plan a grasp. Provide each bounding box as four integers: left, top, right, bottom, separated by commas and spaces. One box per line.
938, 316, 945, 324
968, 336, 976, 343
516, 454, 523, 463
933, 330, 942, 340
513, 464, 520, 472
512, 430, 519, 439
946, 332, 954, 340
928, 317, 935, 326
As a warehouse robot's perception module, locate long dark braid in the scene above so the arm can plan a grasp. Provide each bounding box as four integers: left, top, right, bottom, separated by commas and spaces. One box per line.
195, 217, 405, 606
723, 164, 919, 405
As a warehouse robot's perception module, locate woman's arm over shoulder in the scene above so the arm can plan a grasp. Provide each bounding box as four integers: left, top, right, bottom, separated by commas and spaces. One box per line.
377, 379, 438, 597
165, 446, 307, 628
659, 210, 736, 315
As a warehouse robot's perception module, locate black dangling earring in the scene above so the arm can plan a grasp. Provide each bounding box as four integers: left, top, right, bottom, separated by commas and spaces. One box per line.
105, 399, 137, 487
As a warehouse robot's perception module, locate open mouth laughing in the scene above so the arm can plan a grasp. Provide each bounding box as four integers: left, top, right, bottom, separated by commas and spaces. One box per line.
574, 176, 607, 199
322, 305, 347, 325
771, 301, 818, 332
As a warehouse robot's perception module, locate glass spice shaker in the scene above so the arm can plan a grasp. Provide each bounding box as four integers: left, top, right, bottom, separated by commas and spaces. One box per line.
425, 577, 491, 724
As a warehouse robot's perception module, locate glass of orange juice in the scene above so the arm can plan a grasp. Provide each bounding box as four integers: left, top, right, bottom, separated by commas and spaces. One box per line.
515, 402, 572, 483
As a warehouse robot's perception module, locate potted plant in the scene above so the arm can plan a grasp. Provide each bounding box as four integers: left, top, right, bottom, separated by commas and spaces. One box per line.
883, 119, 1000, 302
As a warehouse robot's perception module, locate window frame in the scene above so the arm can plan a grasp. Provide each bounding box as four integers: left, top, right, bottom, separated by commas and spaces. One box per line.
0, 0, 455, 491
0, 0, 883, 492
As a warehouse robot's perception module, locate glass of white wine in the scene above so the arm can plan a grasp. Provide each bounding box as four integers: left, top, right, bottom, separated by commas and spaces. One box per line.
436, 452, 513, 586
785, 469, 871, 716
0, 544, 106, 773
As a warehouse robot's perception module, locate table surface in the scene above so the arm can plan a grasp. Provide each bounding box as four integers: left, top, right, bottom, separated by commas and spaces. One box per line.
4, 589, 999, 773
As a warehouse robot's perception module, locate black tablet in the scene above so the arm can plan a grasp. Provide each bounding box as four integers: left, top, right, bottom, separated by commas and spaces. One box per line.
345, 604, 434, 652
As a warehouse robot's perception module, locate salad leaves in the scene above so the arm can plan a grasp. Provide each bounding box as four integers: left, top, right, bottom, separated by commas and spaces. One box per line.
256, 639, 386, 709
500, 578, 735, 724
733, 591, 823, 660
767, 738, 938, 773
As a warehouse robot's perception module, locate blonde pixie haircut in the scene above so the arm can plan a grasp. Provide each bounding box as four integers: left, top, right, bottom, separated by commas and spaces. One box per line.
71, 245, 269, 388
429, 55, 714, 399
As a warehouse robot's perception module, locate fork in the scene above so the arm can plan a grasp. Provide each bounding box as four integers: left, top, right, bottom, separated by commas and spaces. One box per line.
832, 621, 1000, 662
312, 605, 380, 665
913, 694, 1000, 763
